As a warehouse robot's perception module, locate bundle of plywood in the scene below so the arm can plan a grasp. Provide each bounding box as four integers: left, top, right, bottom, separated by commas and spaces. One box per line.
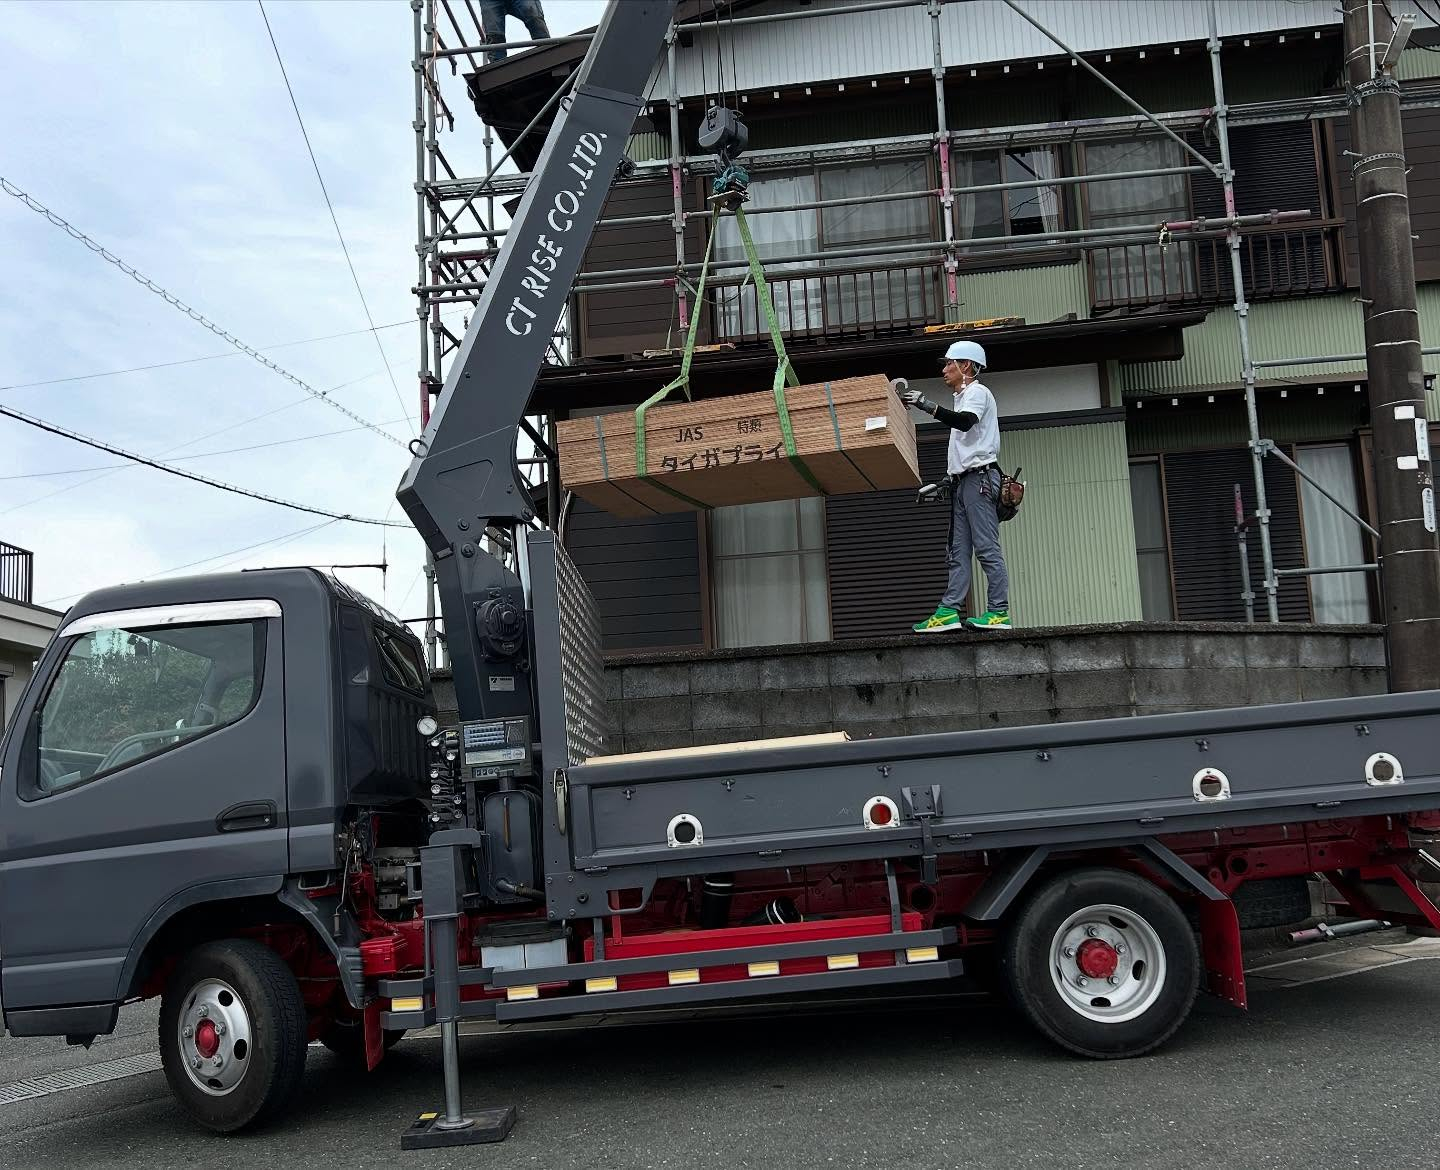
556, 373, 919, 516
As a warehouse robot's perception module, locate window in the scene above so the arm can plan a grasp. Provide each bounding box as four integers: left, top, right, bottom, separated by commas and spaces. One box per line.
1083, 137, 1195, 303
376, 627, 426, 692
33, 620, 262, 794
1296, 444, 1371, 625
711, 498, 830, 648
713, 158, 937, 339
714, 169, 821, 337
1129, 459, 1174, 621
954, 147, 1063, 248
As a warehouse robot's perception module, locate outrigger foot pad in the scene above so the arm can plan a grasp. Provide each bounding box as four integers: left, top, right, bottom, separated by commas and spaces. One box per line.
401, 1105, 517, 1150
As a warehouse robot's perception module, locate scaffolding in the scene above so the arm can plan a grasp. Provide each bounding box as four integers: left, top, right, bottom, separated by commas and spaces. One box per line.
410, 0, 1437, 658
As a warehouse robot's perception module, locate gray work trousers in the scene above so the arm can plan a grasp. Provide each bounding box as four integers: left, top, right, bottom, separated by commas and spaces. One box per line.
941, 466, 1009, 613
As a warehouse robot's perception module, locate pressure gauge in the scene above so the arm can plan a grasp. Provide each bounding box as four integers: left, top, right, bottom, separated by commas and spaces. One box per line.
416, 715, 439, 737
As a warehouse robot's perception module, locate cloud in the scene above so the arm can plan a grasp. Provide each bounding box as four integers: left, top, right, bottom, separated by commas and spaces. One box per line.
1, 0, 607, 628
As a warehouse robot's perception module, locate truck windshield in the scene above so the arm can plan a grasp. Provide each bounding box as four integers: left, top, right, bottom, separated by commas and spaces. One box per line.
34, 619, 261, 793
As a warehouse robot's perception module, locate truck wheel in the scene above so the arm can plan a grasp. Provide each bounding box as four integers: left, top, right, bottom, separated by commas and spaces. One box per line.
159, 939, 308, 1132
1000, 867, 1199, 1060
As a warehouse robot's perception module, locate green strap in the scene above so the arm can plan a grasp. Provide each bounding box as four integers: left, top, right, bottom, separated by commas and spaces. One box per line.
630, 218, 717, 511
734, 207, 824, 496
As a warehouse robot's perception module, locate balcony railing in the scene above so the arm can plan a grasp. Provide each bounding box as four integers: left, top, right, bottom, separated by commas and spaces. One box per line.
1089, 219, 1345, 312
710, 261, 945, 346
1, 541, 34, 605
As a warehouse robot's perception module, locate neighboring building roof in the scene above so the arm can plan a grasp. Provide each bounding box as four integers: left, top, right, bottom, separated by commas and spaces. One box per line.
531, 307, 1207, 410
0, 595, 61, 655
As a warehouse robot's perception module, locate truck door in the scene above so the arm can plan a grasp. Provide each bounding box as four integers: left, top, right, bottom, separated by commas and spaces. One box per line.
0, 600, 288, 1017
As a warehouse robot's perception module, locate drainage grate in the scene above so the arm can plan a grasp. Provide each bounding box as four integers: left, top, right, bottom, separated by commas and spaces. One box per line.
0, 1051, 162, 1106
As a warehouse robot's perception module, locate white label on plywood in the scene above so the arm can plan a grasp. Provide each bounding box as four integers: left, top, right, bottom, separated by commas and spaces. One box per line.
864, 416, 887, 431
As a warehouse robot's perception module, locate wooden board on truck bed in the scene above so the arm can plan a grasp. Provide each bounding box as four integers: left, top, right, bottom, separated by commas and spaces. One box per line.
557, 374, 919, 516
588, 732, 851, 767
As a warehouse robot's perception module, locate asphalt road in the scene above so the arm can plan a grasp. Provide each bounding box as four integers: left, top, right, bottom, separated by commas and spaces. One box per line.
2, 934, 1439, 1170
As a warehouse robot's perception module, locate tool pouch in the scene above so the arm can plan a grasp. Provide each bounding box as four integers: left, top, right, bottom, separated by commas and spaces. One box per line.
997, 467, 1025, 522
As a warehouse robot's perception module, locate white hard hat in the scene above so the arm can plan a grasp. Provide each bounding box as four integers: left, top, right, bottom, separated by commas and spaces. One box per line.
943, 340, 987, 369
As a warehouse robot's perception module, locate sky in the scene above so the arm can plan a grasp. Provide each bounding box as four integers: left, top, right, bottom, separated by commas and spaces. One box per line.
0, 0, 607, 625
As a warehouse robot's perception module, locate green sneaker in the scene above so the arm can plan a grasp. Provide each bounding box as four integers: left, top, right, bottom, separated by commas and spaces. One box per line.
913, 607, 962, 633
965, 610, 1011, 631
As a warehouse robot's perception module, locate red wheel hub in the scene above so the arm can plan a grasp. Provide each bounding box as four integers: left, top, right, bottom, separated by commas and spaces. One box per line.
1075, 938, 1119, 979
195, 1019, 220, 1060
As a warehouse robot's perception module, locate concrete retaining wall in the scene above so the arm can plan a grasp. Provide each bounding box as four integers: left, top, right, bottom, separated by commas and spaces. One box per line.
432, 623, 1388, 755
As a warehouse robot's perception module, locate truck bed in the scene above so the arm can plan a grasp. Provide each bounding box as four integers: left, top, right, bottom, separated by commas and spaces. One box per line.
564, 690, 1440, 877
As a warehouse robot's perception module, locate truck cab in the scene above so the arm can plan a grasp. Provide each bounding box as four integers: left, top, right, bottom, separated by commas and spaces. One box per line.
0, 569, 433, 1043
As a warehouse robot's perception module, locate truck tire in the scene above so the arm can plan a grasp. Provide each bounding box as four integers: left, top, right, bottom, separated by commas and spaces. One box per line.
1000, 867, 1199, 1060
1232, 877, 1312, 929
319, 1016, 406, 1064
159, 938, 308, 1132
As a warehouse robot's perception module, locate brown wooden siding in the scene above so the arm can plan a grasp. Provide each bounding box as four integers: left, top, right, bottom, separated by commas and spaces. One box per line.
1332, 106, 1440, 285
825, 433, 956, 639
576, 177, 708, 360
1160, 447, 1310, 623
564, 499, 705, 654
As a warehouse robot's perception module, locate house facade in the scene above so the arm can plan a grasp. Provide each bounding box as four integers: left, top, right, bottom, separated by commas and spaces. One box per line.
0, 542, 61, 733
460, 0, 1440, 656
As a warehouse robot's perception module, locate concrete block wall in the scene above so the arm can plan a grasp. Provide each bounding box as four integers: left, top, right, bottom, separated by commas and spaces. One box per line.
432, 623, 1388, 756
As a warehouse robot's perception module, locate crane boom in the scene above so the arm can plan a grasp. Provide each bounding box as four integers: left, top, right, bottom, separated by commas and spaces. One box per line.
396, 0, 677, 720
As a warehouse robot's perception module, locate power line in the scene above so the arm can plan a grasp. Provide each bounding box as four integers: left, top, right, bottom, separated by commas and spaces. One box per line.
0, 404, 405, 527
257, 0, 417, 437
0, 175, 406, 448
0, 314, 460, 393
0, 367, 397, 517
0, 415, 414, 480
38, 518, 348, 607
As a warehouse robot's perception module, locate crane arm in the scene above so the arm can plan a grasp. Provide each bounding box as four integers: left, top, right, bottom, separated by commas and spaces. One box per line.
396, 0, 677, 719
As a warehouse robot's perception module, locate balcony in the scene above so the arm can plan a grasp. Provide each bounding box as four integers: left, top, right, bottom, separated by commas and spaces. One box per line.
1089, 220, 1345, 312
1, 542, 34, 605
709, 261, 945, 347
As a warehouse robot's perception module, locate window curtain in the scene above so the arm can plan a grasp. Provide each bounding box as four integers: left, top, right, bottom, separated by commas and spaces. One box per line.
1296, 445, 1370, 625
713, 172, 820, 339
1007, 148, 1061, 237
1085, 138, 1195, 303
712, 498, 830, 648
818, 158, 933, 328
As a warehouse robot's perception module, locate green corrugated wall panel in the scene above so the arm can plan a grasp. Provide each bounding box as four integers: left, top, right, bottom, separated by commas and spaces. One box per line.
992, 420, 1142, 627
958, 262, 1089, 324
1120, 286, 1440, 416
1120, 309, 1239, 395
1398, 47, 1440, 83
626, 132, 668, 163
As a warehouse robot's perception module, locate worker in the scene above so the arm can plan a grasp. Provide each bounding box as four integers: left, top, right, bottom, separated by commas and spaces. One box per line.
902, 341, 1011, 632
481, 0, 551, 64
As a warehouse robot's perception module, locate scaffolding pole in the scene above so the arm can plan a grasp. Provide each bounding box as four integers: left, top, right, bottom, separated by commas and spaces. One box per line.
1209, 1, 1279, 621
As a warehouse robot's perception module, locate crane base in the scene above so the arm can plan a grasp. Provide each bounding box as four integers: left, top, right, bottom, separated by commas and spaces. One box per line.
401, 1105, 516, 1149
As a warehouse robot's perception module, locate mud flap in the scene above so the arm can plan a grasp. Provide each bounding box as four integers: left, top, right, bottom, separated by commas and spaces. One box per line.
364, 999, 384, 1071
1199, 897, 1246, 1009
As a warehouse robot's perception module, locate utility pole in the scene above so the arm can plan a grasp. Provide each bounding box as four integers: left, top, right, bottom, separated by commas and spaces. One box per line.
1343, 0, 1440, 692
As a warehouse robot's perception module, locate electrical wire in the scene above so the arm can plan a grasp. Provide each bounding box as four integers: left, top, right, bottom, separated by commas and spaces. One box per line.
0, 404, 405, 527
0, 357, 408, 516
38, 518, 344, 607
1412, 0, 1440, 49
0, 313, 466, 393
0, 175, 406, 448
257, 0, 416, 437
0, 416, 414, 480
